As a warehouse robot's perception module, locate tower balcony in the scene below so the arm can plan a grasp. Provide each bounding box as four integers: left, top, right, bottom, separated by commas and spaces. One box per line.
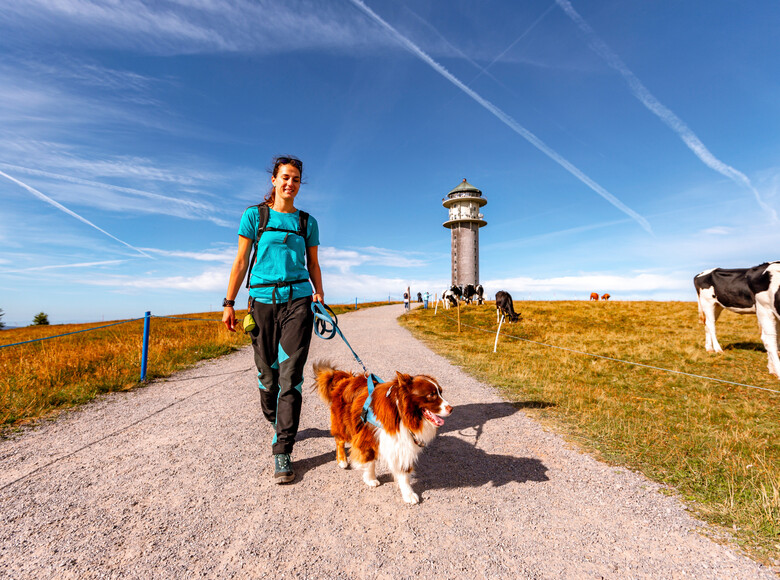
443, 216, 487, 228
442, 193, 487, 209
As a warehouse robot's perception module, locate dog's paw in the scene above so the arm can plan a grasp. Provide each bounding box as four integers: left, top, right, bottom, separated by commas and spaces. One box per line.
337, 460, 349, 469
362, 474, 380, 487
402, 491, 420, 505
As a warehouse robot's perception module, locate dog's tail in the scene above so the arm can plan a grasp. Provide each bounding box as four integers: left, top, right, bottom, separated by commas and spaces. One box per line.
311, 360, 338, 404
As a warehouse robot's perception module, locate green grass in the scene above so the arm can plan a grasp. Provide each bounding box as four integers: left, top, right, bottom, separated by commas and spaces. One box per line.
400, 300, 780, 564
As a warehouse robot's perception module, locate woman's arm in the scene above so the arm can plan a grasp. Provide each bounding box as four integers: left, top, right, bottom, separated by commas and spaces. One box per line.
306, 245, 324, 303
222, 235, 253, 332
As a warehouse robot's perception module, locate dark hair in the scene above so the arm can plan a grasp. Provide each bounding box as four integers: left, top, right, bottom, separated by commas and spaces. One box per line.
263, 155, 304, 207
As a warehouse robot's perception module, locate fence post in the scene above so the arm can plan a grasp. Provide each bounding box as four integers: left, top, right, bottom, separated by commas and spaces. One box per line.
494, 314, 505, 353
140, 311, 151, 381
457, 301, 461, 333
355, 297, 358, 310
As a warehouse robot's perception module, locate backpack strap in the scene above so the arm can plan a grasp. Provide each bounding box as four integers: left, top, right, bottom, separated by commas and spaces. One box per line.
245, 204, 269, 289
298, 210, 309, 246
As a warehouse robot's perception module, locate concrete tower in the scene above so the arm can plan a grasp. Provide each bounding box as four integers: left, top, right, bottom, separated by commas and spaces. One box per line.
442, 178, 487, 287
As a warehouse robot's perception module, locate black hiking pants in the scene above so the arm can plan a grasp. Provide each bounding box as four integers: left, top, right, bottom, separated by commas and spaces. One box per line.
249, 296, 314, 455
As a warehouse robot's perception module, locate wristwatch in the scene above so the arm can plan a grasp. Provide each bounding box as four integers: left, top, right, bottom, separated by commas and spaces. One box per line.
222, 298, 235, 307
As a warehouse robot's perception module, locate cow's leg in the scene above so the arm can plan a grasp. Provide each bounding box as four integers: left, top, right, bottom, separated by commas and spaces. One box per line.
698, 290, 724, 352
704, 304, 724, 352
755, 300, 780, 378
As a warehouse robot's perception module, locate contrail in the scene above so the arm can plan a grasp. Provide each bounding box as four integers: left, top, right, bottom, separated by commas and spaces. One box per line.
0, 162, 232, 227
469, 2, 557, 86
347, 0, 652, 234
0, 170, 153, 258
402, 7, 506, 89
0, 260, 127, 274
555, 0, 779, 223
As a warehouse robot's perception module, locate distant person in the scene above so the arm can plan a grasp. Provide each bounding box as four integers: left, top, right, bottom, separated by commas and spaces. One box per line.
423, 291, 430, 309
417, 292, 423, 303
222, 155, 324, 485
403, 292, 410, 311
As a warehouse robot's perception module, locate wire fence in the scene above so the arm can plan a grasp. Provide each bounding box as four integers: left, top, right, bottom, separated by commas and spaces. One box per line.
434, 303, 780, 396
0, 318, 145, 349
0, 297, 380, 381
0, 312, 220, 381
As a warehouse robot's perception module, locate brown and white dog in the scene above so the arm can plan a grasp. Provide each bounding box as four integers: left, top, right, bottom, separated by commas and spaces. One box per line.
312, 362, 452, 504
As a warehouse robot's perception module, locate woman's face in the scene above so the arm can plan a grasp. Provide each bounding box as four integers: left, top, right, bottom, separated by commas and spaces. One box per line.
271, 163, 301, 203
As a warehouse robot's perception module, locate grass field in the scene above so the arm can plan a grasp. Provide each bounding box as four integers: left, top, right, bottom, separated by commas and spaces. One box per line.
0, 301, 388, 430
400, 300, 779, 564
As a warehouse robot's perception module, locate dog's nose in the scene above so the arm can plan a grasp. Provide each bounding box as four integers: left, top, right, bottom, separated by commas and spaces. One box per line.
444, 404, 453, 414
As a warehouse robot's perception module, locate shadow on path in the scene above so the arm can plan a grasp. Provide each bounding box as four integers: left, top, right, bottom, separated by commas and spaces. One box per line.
296, 427, 331, 441
417, 436, 548, 490
440, 401, 554, 446
292, 450, 335, 482
425, 401, 549, 489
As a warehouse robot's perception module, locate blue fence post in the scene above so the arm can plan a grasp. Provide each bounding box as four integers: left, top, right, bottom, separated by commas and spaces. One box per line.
140, 311, 151, 381
355, 297, 358, 310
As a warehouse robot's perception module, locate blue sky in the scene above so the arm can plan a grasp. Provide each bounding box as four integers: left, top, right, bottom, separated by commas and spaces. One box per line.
1, 0, 779, 325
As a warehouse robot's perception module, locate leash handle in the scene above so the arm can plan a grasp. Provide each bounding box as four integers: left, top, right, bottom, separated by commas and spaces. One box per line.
310, 302, 368, 374
311, 301, 338, 340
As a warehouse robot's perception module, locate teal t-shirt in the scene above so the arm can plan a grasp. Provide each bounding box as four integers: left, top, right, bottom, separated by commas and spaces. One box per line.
238, 206, 320, 304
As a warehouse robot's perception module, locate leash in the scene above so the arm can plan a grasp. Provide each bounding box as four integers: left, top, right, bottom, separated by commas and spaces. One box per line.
310, 302, 385, 426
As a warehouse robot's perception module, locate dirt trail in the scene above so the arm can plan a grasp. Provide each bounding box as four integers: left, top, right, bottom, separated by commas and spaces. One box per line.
0, 305, 774, 579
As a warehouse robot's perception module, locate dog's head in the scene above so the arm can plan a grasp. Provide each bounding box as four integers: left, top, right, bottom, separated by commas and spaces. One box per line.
395, 372, 452, 428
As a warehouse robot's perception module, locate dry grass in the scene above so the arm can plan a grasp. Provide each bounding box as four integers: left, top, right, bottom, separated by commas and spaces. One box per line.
400, 300, 780, 563
0, 301, 386, 431
1, 312, 251, 429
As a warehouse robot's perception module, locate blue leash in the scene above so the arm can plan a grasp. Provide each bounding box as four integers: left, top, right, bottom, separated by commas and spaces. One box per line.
311, 302, 383, 427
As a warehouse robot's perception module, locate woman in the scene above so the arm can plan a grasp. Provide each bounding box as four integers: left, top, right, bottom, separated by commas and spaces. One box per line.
222, 155, 324, 484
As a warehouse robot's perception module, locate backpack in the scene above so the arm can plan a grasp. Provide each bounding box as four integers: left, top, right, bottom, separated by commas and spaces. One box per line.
244, 204, 310, 289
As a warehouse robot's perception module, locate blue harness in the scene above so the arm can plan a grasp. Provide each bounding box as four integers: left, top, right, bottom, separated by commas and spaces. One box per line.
311, 302, 384, 428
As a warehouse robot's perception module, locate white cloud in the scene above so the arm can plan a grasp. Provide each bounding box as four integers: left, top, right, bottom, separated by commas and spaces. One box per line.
75, 260, 444, 301
319, 246, 428, 274
701, 227, 732, 236
139, 247, 235, 262
83, 267, 229, 292
2, 0, 386, 55
484, 272, 691, 300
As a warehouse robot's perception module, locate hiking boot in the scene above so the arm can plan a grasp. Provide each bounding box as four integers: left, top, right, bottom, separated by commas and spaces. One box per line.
273, 453, 295, 484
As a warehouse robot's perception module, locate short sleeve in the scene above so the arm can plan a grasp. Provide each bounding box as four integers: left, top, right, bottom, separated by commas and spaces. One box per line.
306, 214, 320, 247
238, 206, 257, 240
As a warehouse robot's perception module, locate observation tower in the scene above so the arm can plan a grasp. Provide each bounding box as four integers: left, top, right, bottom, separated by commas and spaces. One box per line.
442, 178, 487, 288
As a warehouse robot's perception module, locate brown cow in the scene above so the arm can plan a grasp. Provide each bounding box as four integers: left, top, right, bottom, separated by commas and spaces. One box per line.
601, 293, 610, 301
589, 293, 599, 301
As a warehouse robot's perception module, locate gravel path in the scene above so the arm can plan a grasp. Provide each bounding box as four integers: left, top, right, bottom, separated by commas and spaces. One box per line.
0, 304, 775, 579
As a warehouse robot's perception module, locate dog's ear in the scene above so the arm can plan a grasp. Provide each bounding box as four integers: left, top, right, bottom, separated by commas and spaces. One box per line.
394, 371, 412, 386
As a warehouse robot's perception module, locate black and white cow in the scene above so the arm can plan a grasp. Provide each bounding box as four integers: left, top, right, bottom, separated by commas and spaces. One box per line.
462, 284, 476, 304
475, 284, 485, 305
747, 262, 780, 378
442, 287, 458, 309
495, 290, 520, 323
694, 262, 780, 378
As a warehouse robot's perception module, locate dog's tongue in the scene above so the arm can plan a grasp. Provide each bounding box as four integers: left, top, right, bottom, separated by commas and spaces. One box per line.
424, 409, 445, 427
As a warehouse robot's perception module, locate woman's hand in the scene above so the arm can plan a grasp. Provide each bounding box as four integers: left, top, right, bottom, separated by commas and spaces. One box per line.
222, 306, 237, 332
312, 292, 323, 303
